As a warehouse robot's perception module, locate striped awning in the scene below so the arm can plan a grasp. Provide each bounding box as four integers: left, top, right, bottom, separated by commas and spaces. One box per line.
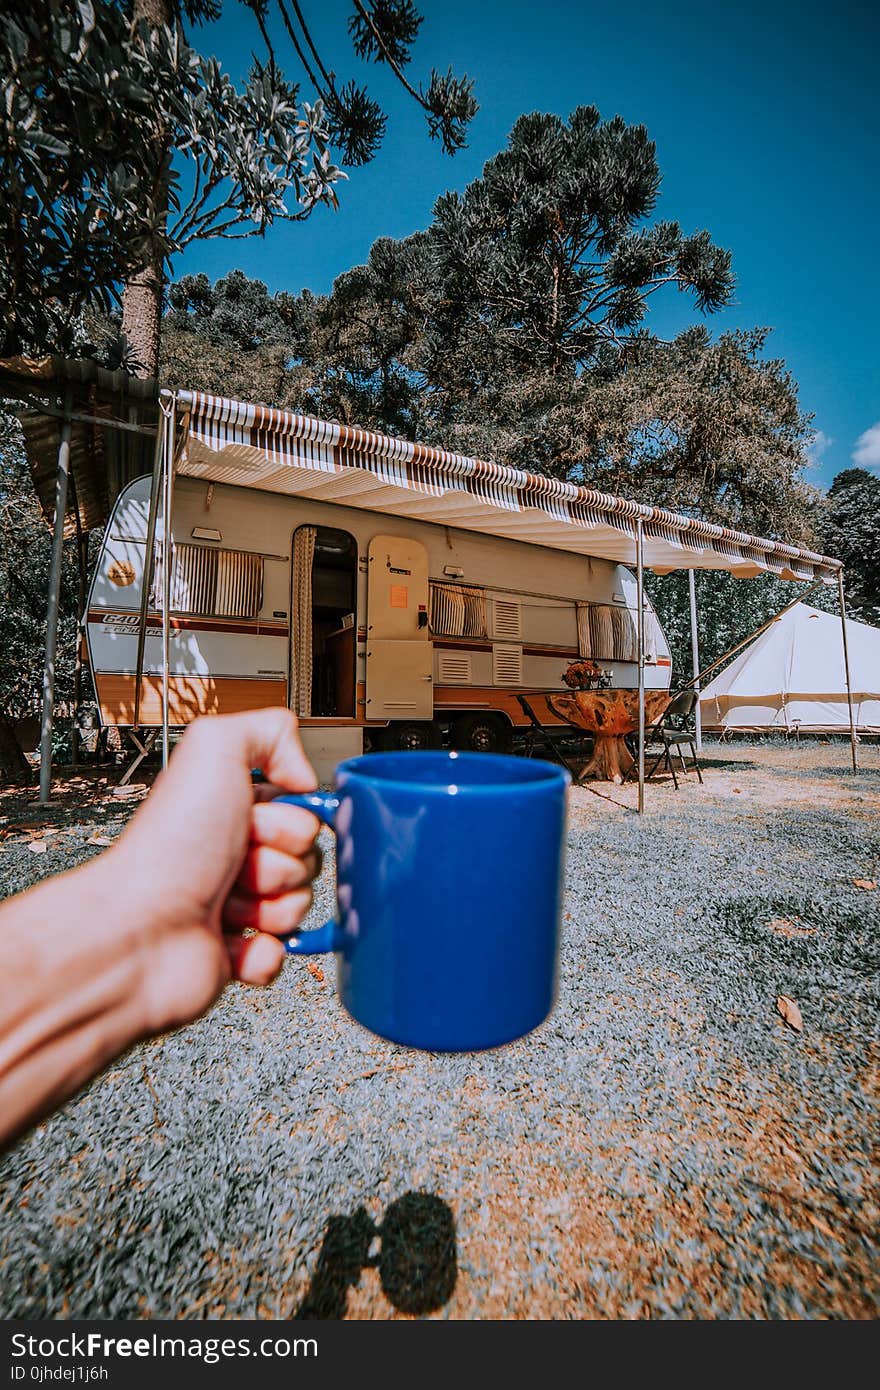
173, 390, 841, 584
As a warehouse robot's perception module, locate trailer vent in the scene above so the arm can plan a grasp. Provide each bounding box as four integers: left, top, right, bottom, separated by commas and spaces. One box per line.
437, 652, 472, 684
152, 542, 264, 619
490, 597, 522, 640
492, 644, 523, 686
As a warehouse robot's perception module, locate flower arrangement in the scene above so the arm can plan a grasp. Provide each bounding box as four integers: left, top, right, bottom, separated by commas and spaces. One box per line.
561, 659, 604, 690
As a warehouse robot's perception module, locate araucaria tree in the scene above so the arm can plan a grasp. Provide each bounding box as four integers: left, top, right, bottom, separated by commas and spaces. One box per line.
1, 0, 476, 372
422, 107, 733, 403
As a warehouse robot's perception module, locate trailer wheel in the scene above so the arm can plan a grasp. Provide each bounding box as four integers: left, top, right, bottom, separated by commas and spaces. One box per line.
383, 721, 440, 752
451, 713, 512, 755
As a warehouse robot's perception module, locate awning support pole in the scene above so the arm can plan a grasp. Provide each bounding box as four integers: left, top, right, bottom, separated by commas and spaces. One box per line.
161, 402, 175, 769
70, 502, 87, 769
38, 386, 74, 804
687, 568, 702, 752
636, 518, 645, 815
837, 569, 858, 773
133, 402, 167, 728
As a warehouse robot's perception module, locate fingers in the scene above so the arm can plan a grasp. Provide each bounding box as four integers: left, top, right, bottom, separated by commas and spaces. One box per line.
236, 845, 322, 897
208, 707, 319, 794
250, 801, 324, 856
222, 886, 314, 935
119, 710, 320, 900
224, 931, 285, 985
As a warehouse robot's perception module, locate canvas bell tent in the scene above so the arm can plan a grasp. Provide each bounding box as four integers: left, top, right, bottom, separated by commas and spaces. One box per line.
699, 604, 880, 735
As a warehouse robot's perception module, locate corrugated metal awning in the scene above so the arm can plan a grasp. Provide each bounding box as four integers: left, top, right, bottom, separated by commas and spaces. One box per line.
176, 390, 841, 583
1, 356, 158, 535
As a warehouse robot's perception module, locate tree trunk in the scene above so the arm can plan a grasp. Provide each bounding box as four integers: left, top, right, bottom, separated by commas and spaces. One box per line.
0, 712, 32, 786
121, 249, 165, 379
121, 0, 172, 379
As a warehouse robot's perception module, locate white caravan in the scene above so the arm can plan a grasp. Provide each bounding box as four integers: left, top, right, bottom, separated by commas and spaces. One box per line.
86, 472, 672, 777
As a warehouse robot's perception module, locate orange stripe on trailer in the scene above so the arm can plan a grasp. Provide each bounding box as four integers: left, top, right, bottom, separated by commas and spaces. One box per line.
94, 674, 287, 727
433, 688, 571, 727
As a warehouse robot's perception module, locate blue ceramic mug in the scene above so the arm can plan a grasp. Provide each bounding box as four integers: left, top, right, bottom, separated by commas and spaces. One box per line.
275, 751, 569, 1052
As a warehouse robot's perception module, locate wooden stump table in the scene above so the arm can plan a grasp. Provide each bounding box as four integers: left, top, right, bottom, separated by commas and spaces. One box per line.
548, 688, 671, 784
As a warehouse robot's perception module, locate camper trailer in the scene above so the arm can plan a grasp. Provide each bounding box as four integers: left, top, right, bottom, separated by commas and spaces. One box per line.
86, 472, 673, 778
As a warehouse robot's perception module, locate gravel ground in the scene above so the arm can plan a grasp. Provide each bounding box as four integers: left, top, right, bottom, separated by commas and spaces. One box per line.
0, 742, 878, 1320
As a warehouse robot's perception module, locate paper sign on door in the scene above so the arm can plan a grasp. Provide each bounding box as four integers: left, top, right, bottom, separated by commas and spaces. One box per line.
390, 585, 408, 609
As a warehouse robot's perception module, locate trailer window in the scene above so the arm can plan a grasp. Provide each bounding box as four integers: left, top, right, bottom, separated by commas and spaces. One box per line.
151, 542, 264, 619
429, 582, 487, 638
576, 603, 659, 663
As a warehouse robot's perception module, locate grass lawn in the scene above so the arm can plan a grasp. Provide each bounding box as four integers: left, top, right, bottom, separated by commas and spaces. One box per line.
1, 741, 877, 1319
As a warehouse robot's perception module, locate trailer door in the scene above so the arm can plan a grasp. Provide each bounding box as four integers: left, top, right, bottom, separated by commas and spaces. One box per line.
366, 535, 432, 720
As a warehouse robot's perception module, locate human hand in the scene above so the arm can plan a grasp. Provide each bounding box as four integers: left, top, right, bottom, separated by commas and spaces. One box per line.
104, 707, 323, 1034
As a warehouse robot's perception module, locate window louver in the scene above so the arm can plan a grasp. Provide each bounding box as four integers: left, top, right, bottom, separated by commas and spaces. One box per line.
429, 582, 487, 637
437, 652, 472, 684
493, 644, 523, 686
490, 597, 522, 640
152, 543, 264, 619
576, 602, 658, 663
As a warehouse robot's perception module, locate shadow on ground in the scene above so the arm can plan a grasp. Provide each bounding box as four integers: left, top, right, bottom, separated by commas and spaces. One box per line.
295, 1192, 457, 1319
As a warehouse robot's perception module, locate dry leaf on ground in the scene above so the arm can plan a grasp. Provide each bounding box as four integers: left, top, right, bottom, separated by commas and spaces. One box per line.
769, 917, 817, 938
305, 962, 324, 983
27, 841, 48, 855
776, 995, 803, 1032
852, 878, 877, 891
86, 834, 115, 847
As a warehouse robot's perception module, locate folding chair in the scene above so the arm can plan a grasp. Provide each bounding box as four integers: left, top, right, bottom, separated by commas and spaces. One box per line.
639, 689, 703, 790
516, 695, 586, 781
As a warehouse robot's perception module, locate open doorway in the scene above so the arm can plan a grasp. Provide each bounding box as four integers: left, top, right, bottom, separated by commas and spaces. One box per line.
291, 524, 358, 717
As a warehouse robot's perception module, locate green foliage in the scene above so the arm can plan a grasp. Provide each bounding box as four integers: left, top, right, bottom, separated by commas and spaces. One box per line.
0, 415, 81, 721
1, 0, 341, 358
307, 234, 431, 432
296, 106, 800, 540
1, 0, 170, 355
165, 269, 314, 353
421, 107, 734, 398
821, 468, 880, 624
1, 1, 475, 360
349, 1, 422, 66
160, 267, 319, 404
419, 327, 819, 543
645, 571, 830, 688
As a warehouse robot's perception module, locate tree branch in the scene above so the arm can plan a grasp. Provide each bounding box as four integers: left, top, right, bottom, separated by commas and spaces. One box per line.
350, 0, 429, 111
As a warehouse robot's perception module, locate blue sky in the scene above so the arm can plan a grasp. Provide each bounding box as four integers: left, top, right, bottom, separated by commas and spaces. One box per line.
178, 0, 880, 488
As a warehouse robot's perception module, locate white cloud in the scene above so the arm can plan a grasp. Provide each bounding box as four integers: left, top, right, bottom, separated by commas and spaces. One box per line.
805, 428, 833, 465
853, 421, 880, 471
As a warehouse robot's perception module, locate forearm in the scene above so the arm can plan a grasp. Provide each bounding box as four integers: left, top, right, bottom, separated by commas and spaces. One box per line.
0, 852, 149, 1149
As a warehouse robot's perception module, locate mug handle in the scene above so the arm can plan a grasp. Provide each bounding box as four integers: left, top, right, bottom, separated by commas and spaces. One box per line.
272, 791, 343, 956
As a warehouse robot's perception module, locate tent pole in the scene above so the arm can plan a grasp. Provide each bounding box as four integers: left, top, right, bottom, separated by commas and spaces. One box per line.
688, 568, 702, 752
38, 386, 74, 805
636, 519, 645, 814
837, 569, 858, 773
161, 403, 175, 770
